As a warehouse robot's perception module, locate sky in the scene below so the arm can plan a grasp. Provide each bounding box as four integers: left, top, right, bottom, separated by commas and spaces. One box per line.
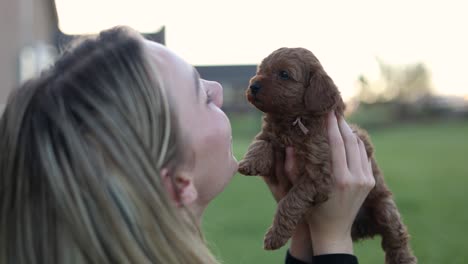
55, 0, 468, 100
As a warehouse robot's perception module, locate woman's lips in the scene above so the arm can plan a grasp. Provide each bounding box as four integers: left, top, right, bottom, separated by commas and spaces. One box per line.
229, 136, 238, 167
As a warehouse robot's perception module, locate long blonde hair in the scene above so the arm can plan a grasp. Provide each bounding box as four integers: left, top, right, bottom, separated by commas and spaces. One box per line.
0, 26, 218, 264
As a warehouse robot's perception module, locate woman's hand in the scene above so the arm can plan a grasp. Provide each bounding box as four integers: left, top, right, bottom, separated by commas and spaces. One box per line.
306, 111, 375, 255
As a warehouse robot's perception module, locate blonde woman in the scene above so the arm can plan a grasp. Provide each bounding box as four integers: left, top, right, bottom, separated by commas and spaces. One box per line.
0, 27, 374, 264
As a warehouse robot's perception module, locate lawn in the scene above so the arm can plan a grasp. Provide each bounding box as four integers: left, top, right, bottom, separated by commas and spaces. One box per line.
202, 114, 468, 264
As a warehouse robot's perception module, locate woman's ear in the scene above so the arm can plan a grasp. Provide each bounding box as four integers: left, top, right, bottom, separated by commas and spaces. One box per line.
160, 168, 198, 207
304, 71, 340, 113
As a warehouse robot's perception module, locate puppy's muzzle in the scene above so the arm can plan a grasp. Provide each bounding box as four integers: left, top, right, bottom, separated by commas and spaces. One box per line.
249, 81, 261, 95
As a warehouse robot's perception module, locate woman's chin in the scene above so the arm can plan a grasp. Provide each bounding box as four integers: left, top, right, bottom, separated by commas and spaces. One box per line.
229, 138, 238, 174
227, 148, 238, 176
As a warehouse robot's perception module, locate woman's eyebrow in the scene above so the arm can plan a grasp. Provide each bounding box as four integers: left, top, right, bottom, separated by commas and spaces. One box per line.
193, 67, 201, 100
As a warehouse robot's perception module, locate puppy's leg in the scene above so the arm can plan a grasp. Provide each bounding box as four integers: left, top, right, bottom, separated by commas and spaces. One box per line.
367, 197, 417, 264
263, 134, 332, 250
263, 176, 314, 250
371, 196, 417, 264
238, 139, 273, 176
263, 172, 330, 250
359, 158, 417, 264
351, 203, 379, 241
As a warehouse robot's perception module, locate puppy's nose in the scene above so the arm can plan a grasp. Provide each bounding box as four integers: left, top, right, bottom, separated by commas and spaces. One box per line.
249, 82, 261, 94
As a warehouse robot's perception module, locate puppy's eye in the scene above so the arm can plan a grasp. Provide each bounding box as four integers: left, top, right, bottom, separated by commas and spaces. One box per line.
279, 70, 289, 80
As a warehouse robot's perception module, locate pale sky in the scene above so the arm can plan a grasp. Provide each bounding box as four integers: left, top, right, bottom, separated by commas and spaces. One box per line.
55, 0, 468, 100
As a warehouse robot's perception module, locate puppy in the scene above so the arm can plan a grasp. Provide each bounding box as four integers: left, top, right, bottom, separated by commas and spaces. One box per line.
238, 48, 417, 264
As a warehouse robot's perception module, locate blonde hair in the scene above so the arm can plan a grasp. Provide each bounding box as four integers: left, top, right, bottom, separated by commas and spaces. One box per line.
0, 27, 218, 264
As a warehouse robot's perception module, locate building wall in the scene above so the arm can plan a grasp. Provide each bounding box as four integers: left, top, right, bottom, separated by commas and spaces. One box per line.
0, 0, 57, 112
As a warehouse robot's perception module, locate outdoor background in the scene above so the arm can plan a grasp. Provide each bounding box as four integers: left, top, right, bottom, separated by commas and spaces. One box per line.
1, 0, 467, 263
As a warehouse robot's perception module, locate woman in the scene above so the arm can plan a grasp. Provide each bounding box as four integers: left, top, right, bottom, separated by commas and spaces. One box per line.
0, 27, 374, 263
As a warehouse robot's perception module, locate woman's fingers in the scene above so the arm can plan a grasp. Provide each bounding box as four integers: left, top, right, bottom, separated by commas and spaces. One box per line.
357, 139, 368, 178
366, 158, 373, 177
367, 160, 375, 188
337, 116, 361, 175
327, 112, 347, 177
357, 138, 376, 189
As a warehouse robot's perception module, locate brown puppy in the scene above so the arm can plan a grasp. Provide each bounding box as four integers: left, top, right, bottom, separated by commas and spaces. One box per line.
238, 48, 417, 264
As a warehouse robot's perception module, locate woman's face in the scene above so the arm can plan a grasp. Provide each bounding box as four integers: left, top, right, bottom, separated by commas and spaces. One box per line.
145, 41, 238, 211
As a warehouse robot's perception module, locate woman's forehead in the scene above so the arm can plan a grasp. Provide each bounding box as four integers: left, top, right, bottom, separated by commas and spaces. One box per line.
143, 40, 198, 110
144, 40, 194, 87
144, 40, 185, 68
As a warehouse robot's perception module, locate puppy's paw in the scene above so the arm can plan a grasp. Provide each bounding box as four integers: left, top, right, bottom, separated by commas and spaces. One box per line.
238, 158, 272, 176
238, 159, 259, 176
263, 228, 288, 250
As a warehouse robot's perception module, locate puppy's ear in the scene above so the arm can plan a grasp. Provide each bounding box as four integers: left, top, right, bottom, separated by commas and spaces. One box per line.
304, 71, 340, 113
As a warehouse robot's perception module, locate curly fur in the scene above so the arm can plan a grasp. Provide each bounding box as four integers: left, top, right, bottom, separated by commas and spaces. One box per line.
238, 47, 417, 264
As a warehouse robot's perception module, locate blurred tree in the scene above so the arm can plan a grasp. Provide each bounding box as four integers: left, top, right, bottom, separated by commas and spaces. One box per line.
357, 59, 433, 103
357, 74, 372, 102
399, 63, 433, 102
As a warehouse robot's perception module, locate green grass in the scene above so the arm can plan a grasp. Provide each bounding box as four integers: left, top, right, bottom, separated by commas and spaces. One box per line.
202, 114, 468, 264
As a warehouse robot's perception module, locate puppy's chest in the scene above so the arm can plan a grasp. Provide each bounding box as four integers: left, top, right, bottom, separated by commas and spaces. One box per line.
266, 122, 310, 149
